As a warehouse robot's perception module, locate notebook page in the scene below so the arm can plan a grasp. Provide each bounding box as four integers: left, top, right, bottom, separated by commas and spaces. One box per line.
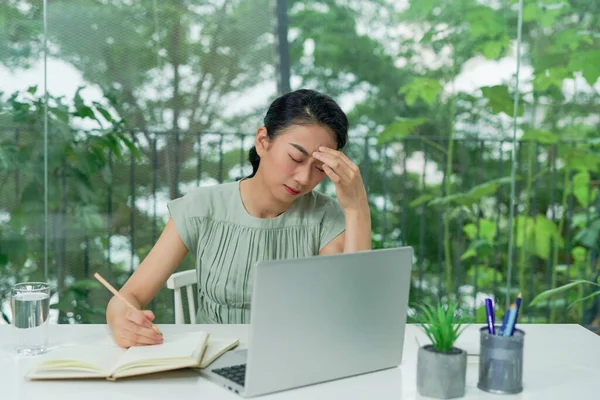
199, 338, 239, 368
32, 344, 126, 374
111, 331, 208, 373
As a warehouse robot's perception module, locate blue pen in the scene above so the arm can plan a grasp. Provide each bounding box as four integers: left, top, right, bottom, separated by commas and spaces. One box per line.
503, 305, 517, 337
507, 292, 522, 336
498, 311, 510, 336
485, 298, 495, 335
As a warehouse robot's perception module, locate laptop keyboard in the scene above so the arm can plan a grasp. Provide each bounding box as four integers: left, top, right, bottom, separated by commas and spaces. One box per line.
212, 364, 246, 387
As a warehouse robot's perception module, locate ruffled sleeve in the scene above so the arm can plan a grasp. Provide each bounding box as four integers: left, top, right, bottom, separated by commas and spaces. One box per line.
167, 190, 201, 256
318, 200, 346, 251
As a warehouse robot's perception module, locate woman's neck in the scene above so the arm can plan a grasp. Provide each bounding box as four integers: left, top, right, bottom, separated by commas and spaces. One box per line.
239, 175, 291, 218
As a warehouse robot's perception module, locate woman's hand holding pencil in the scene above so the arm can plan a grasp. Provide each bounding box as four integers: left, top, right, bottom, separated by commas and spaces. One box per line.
94, 272, 164, 348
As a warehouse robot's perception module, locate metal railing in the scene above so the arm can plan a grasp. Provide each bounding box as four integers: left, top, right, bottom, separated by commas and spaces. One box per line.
2, 130, 599, 326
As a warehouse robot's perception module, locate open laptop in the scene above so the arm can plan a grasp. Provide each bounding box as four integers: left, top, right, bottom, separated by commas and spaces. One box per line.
200, 246, 413, 397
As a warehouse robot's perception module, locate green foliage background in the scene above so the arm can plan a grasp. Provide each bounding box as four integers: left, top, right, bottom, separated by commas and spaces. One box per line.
0, 0, 598, 327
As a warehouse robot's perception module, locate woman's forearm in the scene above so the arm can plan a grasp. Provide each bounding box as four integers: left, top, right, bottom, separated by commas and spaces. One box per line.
343, 207, 372, 253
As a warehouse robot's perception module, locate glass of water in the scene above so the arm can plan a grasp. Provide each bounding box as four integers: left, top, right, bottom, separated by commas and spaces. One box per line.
11, 282, 51, 356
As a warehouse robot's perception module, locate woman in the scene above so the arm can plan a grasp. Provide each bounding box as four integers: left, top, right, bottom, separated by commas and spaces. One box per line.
106, 89, 371, 347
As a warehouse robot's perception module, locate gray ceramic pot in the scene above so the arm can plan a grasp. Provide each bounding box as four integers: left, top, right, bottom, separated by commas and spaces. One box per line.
417, 345, 467, 399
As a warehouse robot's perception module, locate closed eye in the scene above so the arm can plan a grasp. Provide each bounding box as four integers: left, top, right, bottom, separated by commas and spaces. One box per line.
290, 154, 324, 172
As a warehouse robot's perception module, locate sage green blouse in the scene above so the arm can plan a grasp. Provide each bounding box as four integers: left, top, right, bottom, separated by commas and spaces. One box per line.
167, 179, 346, 324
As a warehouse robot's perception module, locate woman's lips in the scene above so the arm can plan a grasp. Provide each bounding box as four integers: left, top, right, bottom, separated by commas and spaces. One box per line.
284, 185, 300, 195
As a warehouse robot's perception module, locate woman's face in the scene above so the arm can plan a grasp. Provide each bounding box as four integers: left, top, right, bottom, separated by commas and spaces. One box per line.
255, 124, 338, 203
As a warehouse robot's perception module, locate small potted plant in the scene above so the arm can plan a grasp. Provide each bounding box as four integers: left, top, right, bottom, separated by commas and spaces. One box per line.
414, 301, 470, 399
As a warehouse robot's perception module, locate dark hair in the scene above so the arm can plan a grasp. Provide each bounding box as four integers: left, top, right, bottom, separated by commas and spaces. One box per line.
247, 89, 348, 178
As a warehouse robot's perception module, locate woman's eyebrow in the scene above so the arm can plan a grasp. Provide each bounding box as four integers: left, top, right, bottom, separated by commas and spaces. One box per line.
288, 143, 310, 156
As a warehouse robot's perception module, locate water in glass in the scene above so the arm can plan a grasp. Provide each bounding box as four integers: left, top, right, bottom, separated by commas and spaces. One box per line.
11, 283, 51, 356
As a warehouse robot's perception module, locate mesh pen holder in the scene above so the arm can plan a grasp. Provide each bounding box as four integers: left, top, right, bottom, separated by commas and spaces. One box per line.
477, 326, 524, 394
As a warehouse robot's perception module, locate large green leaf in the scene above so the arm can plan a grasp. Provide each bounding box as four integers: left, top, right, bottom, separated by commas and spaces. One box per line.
534, 215, 562, 260
574, 219, 600, 248
461, 248, 477, 261
565, 150, 600, 172
514, 214, 564, 259
539, 1, 570, 27
481, 85, 524, 117
409, 193, 434, 208
481, 39, 508, 59
555, 29, 593, 52
571, 246, 587, 263
377, 118, 427, 144
468, 176, 515, 202
515, 216, 535, 249
479, 220, 498, 242
429, 193, 466, 207
569, 291, 600, 309
522, 3, 537, 22
571, 211, 599, 229
461, 239, 493, 260
466, 6, 504, 39
532, 67, 570, 91
463, 224, 477, 240
399, 77, 443, 106
92, 102, 114, 123
462, 219, 496, 246
430, 176, 516, 207
572, 171, 596, 207
73, 86, 101, 124
568, 50, 600, 86
530, 280, 600, 307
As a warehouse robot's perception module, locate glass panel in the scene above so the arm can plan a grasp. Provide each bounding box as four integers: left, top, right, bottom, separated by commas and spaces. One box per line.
0, 1, 48, 324
40, 0, 278, 323
512, 0, 600, 328
287, 0, 599, 330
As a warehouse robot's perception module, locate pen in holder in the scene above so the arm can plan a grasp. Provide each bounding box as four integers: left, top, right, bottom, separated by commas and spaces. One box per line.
477, 326, 524, 394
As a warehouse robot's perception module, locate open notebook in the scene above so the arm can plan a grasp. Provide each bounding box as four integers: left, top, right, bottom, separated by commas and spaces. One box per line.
26, 331, 239, 381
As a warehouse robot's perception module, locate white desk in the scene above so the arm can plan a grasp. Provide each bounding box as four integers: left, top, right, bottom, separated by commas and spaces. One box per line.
1, 324, 599, 399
